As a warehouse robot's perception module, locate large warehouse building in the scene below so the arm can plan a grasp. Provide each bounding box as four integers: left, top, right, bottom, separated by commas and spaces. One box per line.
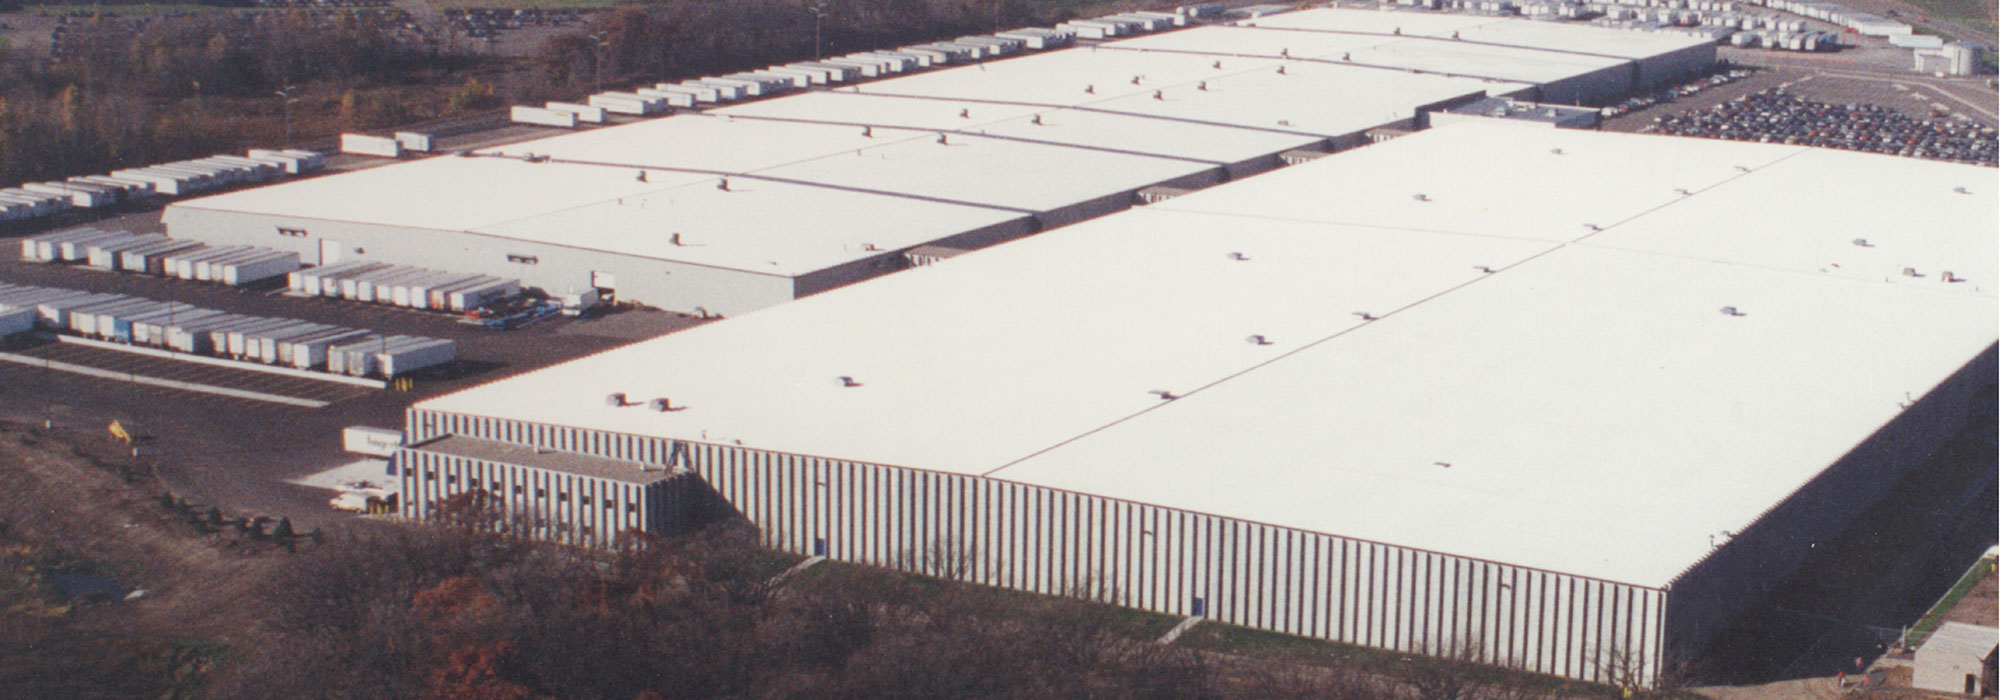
394, 121, 1997, 685
161, 9, 1712, 316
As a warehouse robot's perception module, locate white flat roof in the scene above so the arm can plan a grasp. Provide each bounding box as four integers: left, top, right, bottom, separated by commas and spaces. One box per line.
170, 13, 1706, 280
420, 122, 1997, 587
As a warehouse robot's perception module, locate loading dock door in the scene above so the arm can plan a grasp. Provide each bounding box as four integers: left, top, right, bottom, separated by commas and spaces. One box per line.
319, 239, 343, 266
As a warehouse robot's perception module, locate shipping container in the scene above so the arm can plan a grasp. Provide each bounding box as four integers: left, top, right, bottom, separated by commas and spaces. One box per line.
68, 299, 156, 335
685, 80, 749, 101
378, 338, 457, 378
225, 318, 304, 358
633, 89, 697, 108
399, 272, 477, 308
313, 262, 393, 297
30, 292, 123, 329
511, 106, 580, 128
218, 251, 301, 286
85, 234, 169, 269
251, 322, 336, 363
544, 102, 610, 122
426, 275, 504, 310
120, 240, 205, 275
395, 132, 435, 152
0, 307, 35, 336
56, 230, 135, 262
134, 307, 224, 346
341, 134, 405, 158
286, 328, 372, 369
448, 278, 522, 311
170, 246, 255, 279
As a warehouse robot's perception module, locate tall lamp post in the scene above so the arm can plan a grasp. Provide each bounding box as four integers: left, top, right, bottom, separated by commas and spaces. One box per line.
275, 86, 299, 145
811, 2, 828, 60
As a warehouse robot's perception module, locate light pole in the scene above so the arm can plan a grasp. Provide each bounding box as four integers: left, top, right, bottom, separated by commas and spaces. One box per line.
810, 2, 828, 60
588, 33, 609, 92
275, 86, 299, 145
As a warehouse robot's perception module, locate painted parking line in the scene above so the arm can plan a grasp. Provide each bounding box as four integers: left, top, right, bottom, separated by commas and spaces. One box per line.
0, 351, 329, 408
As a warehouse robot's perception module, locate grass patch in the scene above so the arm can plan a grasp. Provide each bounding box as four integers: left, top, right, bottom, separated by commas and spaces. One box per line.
786, 559, 1183, 640
1909, 555, 1997, 642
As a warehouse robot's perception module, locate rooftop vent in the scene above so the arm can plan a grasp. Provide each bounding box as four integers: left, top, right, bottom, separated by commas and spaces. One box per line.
606, 392, 628, 407
1450, 30, 1460, 39
1675, 188, 1693, 196
862, 125, 873, 137
1197, 81, 1208, 91
1031, 114, 1043, 125
1719, 306, 1744, 316
1131, 75, 1144, 85
670, 233, 684, 246
1852, 238, 1872, 247
1393, 26, 1401, 34
1153, 90, 1164, 100
1902, 267, 1922, 277
1280, 47, 1290, 57
1473, 265, 1495, 273
1550, 147, 1564, 155
636, 170, 648, 182
1212, 60, 1223, 69
1353, 311, 1377, 321
1942, 271, 1961, 283
1954, 186, 1970, 194
959, 108, 971, 118
1276, 65, 1288, 75
1584, 223, 1602, 231
937, 133, 950, 145
649, 398, 673, 412
1341, 52, 1351, 61
1226, 251, 1248, 261
1149, 389, 1178, 400
716, 178, 731, 191
1246, 334, 1271, 345
1433, 461, 1452, 468
1734, 165, 1751, 172
837, 376, 861, 388
1412, 193, 1430, 202
1085, 84, 1095, 94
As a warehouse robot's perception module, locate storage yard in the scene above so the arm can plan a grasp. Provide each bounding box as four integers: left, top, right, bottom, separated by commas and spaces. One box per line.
395, 120, 1996, 686
159, 7, 1715, 317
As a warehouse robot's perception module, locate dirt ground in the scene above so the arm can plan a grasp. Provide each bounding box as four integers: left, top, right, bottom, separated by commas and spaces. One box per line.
1941, 568, 1996, 627
0, 420, 291, 653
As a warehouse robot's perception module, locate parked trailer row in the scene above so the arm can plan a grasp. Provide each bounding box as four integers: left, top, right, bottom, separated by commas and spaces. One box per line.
0, 281, 457, 375
20, 228, 131, 262
156, 246, 300, 286
0, 148, 317, 224
328, 335, 457, 378
286, 263, 520, 312
511, 106, 581, 128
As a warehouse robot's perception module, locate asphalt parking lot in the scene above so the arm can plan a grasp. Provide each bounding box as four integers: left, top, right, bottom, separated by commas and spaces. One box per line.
0, 227, 710, 526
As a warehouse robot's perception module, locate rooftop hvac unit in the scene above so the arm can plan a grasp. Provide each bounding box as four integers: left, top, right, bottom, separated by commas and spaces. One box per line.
1149, 390, 1177, 400
1353, 311, 1378, 321
1246, 335, 1271, 345
1902, 267, 1920, 277
1719, 306, 1744, 316
837, 376, 861, 388
1412, 193, 1430, 202
1852, 238, 1872, 247
1954, 186, 1970, 194
1550, 147, 1564, 155
649, 398, 672, 412
606, 392, 627, 406
1226, 251, 1248, 261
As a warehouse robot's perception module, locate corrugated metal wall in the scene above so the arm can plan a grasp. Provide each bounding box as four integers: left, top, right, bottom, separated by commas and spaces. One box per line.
396, 445, 689, 546
406, 407, 1666, 684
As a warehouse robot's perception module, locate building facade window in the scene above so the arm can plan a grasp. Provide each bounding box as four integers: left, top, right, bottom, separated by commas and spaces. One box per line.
277, 227, 309, 238
507, 254, 539, 264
